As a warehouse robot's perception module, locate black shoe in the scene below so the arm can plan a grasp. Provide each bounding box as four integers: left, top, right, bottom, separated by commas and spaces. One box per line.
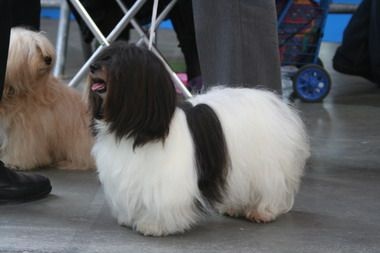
0, 161, 52, 204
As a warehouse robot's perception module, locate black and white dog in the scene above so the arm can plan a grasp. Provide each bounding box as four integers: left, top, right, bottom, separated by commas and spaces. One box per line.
88, 42, 310, 236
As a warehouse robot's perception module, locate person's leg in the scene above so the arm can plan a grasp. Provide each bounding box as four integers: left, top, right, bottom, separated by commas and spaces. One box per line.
332, 0, 372, 80
169, 0, 201, 86
10, 0, 41, 30
369, 0, 380, 84
0, 0, 52, 203
0, 0, 11, 99
192, 0, 281, 93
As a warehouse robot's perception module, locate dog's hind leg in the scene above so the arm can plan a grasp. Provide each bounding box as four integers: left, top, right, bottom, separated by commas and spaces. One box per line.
54, 132, 95, 170
245, 209, 276, 224
244, 182, 296, 224
219, 204, 276, 223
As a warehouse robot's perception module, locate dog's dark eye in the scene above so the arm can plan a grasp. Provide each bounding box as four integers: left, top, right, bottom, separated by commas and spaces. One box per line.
44, 56, 52, 65
90, 63, 101, 73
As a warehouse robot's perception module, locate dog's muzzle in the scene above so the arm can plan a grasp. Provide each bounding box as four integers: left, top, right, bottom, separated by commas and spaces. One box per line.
89, 63, 107, 98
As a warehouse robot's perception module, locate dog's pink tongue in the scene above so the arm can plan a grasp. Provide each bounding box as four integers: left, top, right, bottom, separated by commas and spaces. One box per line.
91, 83, 105, 92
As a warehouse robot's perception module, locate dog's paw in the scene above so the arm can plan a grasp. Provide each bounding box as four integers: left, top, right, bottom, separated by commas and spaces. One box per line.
245, 210, 275, 224
134, 222, 169, 237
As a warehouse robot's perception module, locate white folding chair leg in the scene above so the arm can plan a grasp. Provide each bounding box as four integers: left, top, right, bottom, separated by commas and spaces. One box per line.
115, 0, 177, 33
69, 0, 109, 46
152, 0, 178, 32
54, 0, 71, 77
68, 0, 147, 87
115, 0, 192, 98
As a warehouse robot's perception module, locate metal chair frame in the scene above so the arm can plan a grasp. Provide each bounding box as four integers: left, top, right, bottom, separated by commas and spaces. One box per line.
54, 0, 192, 98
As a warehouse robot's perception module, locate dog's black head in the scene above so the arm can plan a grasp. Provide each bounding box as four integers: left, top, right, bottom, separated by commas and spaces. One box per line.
88, 42, 177, 148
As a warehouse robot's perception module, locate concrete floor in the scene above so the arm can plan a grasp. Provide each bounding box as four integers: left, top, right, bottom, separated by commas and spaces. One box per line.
1, 19, 380, 253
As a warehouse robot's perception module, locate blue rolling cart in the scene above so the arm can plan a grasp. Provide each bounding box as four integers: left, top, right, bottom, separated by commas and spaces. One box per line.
277, 0, 332, 102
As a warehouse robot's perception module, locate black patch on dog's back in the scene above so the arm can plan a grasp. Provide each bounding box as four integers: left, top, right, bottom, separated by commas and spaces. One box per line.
180, 102, 229, 208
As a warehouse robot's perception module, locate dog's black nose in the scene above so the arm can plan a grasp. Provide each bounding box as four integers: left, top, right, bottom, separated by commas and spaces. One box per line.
90, 63, 101, 73
44, 56, 52, 65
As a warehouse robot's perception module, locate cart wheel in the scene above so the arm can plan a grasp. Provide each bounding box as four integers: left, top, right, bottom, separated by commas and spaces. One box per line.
293, 64, 331, 102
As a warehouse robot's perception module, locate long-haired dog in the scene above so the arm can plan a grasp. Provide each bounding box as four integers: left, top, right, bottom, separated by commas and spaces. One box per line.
0, 27, 94, 170
89, 42, 310, 236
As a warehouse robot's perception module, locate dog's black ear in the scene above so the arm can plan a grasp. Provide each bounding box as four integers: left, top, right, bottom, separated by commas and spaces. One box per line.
103, 43, 177, 148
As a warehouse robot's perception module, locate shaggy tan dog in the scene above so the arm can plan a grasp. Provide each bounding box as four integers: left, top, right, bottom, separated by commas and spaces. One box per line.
0, 27, 94, 170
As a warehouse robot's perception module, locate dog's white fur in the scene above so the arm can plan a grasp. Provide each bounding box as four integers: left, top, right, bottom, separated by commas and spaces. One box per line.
93, 87, 310, 236
0, 28, 94, 170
